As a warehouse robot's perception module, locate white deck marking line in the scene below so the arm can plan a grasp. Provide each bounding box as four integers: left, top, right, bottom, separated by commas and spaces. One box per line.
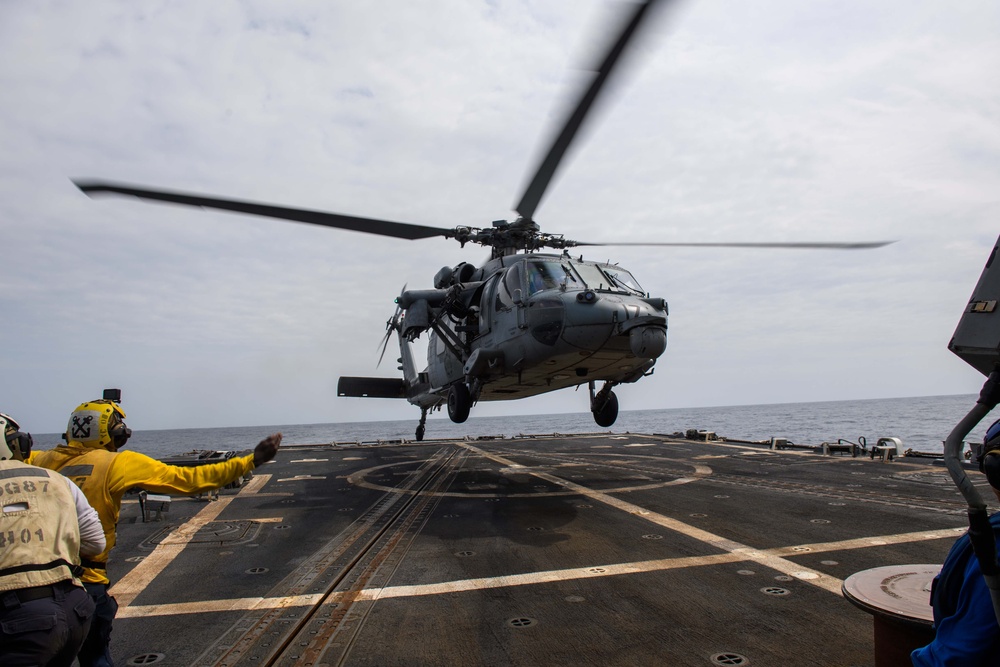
110, 474, 271, 608
460, 443, 857, 595
116, 525, 960, 618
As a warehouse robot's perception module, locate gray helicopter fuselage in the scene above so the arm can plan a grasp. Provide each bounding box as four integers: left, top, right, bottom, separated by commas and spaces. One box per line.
415, 253, 668, 404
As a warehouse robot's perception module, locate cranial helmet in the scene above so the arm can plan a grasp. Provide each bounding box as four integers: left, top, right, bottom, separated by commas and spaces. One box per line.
980, 419, 1000, 491
0, 413, 33, 461
66, 400, 131, 450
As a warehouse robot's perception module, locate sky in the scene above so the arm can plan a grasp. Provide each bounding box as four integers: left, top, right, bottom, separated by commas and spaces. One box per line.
2, 0, 999, 433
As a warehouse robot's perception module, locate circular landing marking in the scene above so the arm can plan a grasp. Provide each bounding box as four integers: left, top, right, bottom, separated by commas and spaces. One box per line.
565, 595, 585, 603
642, 534, 663, 540
737, 570, 755, 576
127, 654, 165, 665
761, 587, 791, 596
711, 653, 750, 666
348, 454, 712, 498
508, 617, 536, 628
246, 567, 269, 574
810, 519, 831, 524
821, 560, 839, 566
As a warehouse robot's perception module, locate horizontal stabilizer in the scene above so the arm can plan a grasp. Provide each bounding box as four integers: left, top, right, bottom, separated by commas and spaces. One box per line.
338, 377, 407, 399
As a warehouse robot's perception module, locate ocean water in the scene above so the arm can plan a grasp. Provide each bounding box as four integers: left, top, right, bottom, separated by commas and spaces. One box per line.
28, 394, 995, 460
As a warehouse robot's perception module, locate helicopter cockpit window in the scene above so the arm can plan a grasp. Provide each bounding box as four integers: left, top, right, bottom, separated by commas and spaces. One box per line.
570, 261, 615, 292
527, 260, 574, 295
496, 263, 523, 311
601, 265, 644, 294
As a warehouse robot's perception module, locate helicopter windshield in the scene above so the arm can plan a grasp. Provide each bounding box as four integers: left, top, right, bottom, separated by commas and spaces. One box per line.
570, 261, 643, 294
601, 265, 644, 294
526, 260, 577, 295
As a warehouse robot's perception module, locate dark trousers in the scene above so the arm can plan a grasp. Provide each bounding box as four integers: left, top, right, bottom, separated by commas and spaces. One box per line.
78, 582, 118, 667
0, 580, 95, 667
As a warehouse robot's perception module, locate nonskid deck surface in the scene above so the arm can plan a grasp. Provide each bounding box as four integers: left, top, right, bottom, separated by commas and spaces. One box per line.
106, 434, 995, 667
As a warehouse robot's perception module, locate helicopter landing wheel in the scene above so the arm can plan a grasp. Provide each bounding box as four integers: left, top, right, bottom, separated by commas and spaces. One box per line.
415, 424, 425, 441
447, 383, 472, 423
592, 390, 619, 428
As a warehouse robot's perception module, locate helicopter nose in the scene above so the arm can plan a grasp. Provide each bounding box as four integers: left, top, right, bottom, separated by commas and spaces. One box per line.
629, 324, 667, 359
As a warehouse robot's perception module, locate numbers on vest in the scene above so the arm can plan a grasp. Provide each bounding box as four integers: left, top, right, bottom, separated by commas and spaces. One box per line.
0, 528, 44, 548
0, 480, 49, 497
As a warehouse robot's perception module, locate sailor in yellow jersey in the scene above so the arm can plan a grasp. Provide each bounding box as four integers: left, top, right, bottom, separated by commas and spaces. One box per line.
30, 397, 281, 667
1, 413, 106, 667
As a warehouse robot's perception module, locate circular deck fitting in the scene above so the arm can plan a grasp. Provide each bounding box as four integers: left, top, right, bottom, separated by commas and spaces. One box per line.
588, 567, 607, 574
281, 499, 295, 504
842, 564, 938, 624
829, 502, 846, 506
127, 654, 165, 665
642, 534, 663, 540
792, 547, 812, 552
761, 587, 791, 596
736, 570, 755, 576
774, 575, 793, 582
821, 560, 839, 565
713, 495, 729, 499
710, 653, 750, 666
565, 595, 585, 603
126, 556, 145, 563
576, 504, 592, 508
338, 507, 353, 512
810, 519, 831, 524
245, 567, 269, 574
507, 617, 536, 628
527, 526, 545, 531
690, 513, 707, 518
442, 514, 460, 518
274, 525, 290, 530
455, 551, 475, 557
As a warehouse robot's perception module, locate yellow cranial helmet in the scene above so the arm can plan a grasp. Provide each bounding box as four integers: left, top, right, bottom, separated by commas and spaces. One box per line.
66, 400, 131, 449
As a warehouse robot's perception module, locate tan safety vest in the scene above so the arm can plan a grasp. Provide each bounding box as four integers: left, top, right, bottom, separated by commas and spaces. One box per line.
0, 461, 82, 591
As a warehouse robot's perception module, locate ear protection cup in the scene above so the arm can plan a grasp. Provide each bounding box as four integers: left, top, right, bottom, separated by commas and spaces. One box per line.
108, 414, 132, 448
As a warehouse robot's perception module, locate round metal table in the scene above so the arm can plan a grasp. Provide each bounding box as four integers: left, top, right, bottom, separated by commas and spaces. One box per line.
842, 564, 939, 667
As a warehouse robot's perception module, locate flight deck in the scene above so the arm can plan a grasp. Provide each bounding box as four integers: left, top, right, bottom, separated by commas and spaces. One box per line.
105, 432, 992, 667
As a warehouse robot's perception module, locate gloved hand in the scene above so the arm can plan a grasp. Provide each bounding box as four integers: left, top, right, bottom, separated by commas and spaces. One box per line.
253, 433, 282, 467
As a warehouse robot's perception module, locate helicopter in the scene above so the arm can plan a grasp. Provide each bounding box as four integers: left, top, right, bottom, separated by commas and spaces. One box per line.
73, 0, 891, 441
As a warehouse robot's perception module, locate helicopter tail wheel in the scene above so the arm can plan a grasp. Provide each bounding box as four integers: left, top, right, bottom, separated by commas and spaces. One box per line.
593, 390, 619, 428
447, 383, 472, 423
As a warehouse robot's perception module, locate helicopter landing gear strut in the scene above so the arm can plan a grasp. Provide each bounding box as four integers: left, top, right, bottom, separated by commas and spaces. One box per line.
415, 408, 428, 441
447, 383, 472, 423
590, 380, 619, 428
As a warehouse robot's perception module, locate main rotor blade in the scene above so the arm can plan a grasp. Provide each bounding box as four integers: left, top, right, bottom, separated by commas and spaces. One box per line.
571, 240, 896, 249
515, 0, 665, 222
74, 181, 454, 241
